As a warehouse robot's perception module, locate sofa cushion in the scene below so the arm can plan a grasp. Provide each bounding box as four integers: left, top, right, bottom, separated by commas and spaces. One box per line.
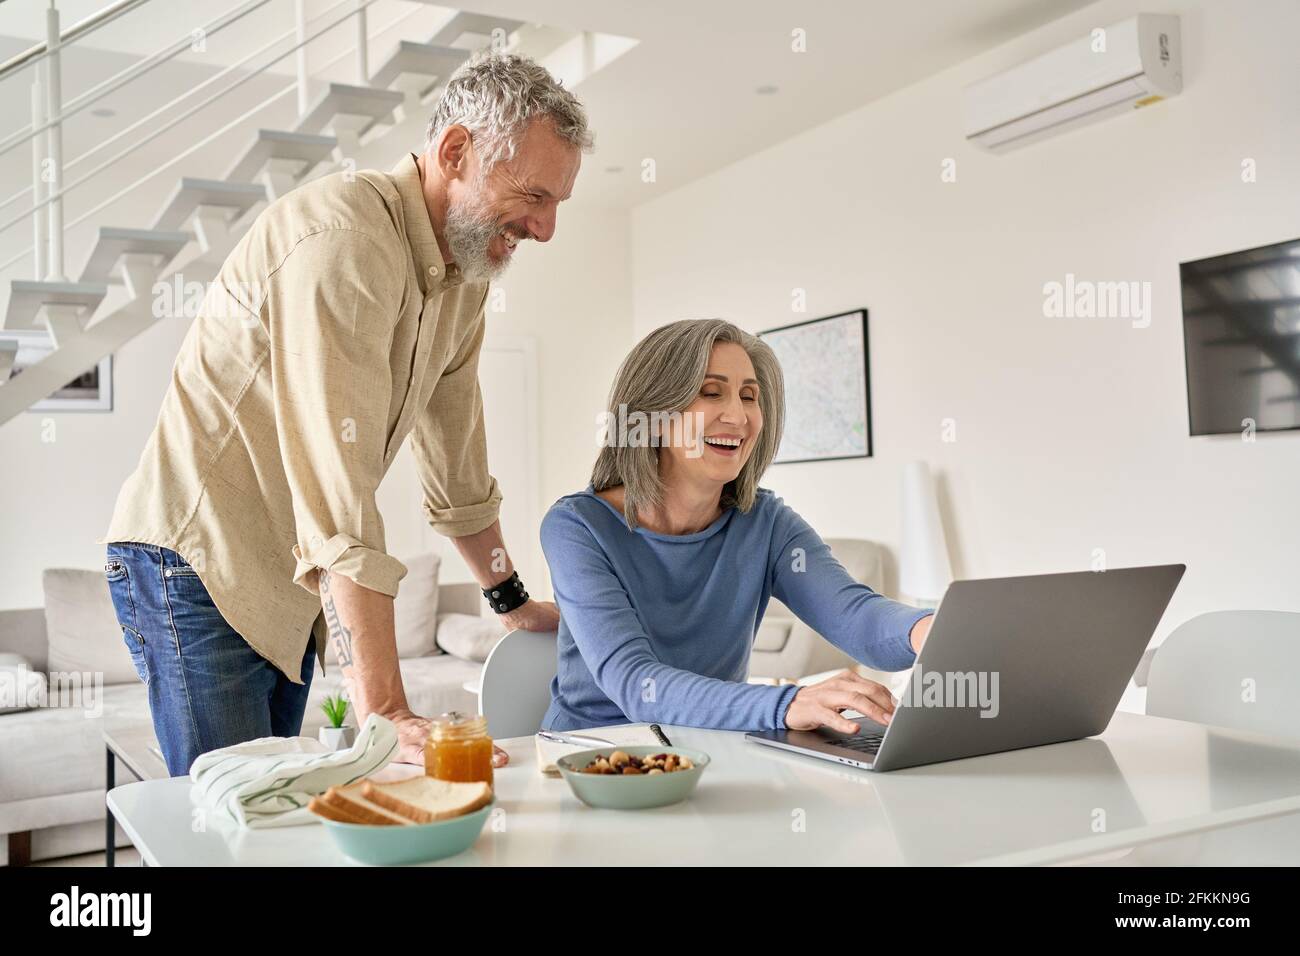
394, 552, 442, 659
397, 655, 482, 723
435, 613, 507, 663
0, 607, 50, 672
44, 568, 139, 686
0, 682, 152, 807
753, 618, 791, 653
0, 653, 47, 715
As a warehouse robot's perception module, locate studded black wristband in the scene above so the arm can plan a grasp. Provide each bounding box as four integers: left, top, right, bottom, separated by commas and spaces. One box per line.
483, 570, 529, 614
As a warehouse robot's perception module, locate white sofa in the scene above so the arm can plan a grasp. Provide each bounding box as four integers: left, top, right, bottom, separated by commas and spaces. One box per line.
0, 539, 887, 865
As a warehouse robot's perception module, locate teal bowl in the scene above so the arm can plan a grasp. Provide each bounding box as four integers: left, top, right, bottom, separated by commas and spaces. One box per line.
319, 800, 494, 865
557, 747, 710, 810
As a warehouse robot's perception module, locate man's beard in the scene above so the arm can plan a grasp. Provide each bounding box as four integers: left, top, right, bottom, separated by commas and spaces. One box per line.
444, 181, 511, 282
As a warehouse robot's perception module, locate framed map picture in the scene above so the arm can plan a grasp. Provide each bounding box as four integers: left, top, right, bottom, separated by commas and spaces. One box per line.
759, 309, 871, 464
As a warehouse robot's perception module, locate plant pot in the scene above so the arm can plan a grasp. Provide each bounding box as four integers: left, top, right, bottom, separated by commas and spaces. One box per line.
319, 725, 356, 751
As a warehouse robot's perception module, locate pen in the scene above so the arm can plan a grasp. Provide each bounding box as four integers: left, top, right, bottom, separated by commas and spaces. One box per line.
650, 723, 672, 747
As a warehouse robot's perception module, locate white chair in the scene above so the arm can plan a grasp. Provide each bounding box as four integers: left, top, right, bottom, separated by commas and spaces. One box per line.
1110, 610, 1300, 866
1147, 610, 1300, 739
477, 629, 558, 740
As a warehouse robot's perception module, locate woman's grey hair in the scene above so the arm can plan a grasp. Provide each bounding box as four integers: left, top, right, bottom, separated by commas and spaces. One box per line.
425, 50, 594, 171
592, 319, 786, 530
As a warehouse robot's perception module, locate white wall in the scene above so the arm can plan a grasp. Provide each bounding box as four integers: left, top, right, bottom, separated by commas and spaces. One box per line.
630, 0, 1300, 641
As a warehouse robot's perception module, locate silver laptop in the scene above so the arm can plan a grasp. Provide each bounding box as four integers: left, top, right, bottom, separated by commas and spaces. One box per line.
746, 564, 1185, 772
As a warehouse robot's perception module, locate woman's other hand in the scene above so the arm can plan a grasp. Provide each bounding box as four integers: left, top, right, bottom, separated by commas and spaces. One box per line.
784, 670, 897, 734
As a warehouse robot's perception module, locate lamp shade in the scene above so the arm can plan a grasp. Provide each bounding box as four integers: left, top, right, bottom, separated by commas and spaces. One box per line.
899, 461, 953, 603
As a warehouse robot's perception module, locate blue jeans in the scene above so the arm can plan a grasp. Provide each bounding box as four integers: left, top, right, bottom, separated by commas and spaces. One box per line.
104, 542, 316, 777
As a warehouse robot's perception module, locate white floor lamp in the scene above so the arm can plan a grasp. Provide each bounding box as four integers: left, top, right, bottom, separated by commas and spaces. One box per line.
900, 461, 953, 609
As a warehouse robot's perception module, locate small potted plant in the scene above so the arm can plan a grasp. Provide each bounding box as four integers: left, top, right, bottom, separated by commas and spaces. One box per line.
318, 694, 355, 751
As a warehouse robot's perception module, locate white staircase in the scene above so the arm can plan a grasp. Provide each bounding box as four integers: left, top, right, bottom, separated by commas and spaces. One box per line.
370, 41, 469, 99
77, 227, 191, 285
292, 82, 404, 138
0, 2, 528, 425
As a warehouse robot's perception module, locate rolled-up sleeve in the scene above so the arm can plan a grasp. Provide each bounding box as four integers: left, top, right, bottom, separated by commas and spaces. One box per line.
263, 228, 408, 598
410, 292, 502, 538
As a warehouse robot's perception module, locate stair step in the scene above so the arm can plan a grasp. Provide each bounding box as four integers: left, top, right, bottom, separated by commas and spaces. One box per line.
152, 177, 268, 231
370, 41, 469, 91
224, 128, 339, 184
0, 339, 16, 381
430, 12, 523, 47
78, 226, 192, 284
4, 279, 108, 331
292, 82, 404, 137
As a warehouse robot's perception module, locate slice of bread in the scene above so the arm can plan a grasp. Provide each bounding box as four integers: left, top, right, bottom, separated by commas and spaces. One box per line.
307, 795, 365, 825
361, 777, 493, 824
312, 782, 414, 826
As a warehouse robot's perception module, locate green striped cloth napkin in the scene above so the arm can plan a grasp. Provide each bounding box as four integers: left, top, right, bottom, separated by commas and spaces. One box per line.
190, 713, 399, 828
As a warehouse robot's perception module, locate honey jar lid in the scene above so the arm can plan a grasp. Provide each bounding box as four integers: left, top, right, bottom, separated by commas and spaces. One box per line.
430, 711, 488, 740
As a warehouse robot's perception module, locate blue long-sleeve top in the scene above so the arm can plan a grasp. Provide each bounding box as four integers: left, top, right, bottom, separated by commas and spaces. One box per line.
539, 485, 934, 732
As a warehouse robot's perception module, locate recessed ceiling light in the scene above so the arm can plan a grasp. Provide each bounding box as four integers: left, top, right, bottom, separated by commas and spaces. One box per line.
755, 84, 779, 95
90, 107, 115, 118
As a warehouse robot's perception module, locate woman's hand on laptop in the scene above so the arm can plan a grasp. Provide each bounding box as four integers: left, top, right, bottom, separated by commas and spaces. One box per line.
784, 670, 897, 734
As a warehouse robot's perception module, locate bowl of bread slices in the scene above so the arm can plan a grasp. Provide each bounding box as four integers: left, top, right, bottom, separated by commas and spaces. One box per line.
308, 776, 494, 865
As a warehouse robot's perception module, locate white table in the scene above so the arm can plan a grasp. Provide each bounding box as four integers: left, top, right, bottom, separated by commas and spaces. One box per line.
106, 711, 1300, 866
102, 721, 168, 867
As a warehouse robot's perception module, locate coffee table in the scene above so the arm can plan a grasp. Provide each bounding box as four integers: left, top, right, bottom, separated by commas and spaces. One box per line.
102, 720, 168, 867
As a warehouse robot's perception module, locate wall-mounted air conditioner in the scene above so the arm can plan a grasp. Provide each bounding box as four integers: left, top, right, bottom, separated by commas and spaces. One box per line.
964, 13, 1182, 153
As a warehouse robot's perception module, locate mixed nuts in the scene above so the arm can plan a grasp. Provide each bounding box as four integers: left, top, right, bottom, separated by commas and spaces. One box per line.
578, 750, 695, 775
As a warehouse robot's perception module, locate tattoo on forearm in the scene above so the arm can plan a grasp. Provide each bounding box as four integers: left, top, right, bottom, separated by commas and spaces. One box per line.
319, 569, 354, 669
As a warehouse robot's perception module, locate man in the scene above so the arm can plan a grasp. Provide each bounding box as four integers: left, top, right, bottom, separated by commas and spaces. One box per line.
100, 52, 588, 776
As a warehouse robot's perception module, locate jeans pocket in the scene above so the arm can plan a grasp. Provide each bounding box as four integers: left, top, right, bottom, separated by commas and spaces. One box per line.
104, 555, 137, 632
161, 546, 201, 579
120, 625, 149, 685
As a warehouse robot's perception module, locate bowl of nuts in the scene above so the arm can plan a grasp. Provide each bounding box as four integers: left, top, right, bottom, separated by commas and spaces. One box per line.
555, 746, 711, 810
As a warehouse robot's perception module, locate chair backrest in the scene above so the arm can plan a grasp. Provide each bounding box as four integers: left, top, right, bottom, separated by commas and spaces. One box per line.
478, 628, 558, 740
1146, 610, 1300, 740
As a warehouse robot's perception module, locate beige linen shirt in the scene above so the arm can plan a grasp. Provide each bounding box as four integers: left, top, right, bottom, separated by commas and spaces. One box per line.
101, 152, 501, 683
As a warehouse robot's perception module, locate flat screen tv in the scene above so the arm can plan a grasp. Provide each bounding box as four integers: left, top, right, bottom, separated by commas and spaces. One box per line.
1180, 236, 1300, 436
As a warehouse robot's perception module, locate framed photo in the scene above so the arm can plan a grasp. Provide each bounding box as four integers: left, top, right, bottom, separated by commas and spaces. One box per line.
759, 309, 871, 464
1, 330, 114, 412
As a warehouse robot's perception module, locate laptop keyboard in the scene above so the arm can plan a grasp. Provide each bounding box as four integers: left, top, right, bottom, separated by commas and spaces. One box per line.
834, 731, 885, 754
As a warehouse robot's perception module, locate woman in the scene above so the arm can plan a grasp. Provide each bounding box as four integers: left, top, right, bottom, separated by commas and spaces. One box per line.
540, 319, 935, 734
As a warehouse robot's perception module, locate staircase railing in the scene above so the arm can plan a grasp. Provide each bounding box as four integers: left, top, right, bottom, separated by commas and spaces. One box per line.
0, 0, 529, 424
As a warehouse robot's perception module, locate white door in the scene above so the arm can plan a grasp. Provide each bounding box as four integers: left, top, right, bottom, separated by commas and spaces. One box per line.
470, 337, 542, 591
377, 339, 541, 594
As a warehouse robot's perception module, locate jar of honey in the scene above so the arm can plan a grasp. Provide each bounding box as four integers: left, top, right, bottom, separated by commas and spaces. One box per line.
424, 711, 494, 787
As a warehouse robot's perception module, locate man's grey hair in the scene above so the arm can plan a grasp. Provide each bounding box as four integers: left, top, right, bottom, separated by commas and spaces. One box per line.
425, 51, 594, 170
592, 319, 786, 530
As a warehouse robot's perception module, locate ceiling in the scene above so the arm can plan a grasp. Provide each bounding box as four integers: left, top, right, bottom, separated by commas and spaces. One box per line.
0, 0, 1099, 212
